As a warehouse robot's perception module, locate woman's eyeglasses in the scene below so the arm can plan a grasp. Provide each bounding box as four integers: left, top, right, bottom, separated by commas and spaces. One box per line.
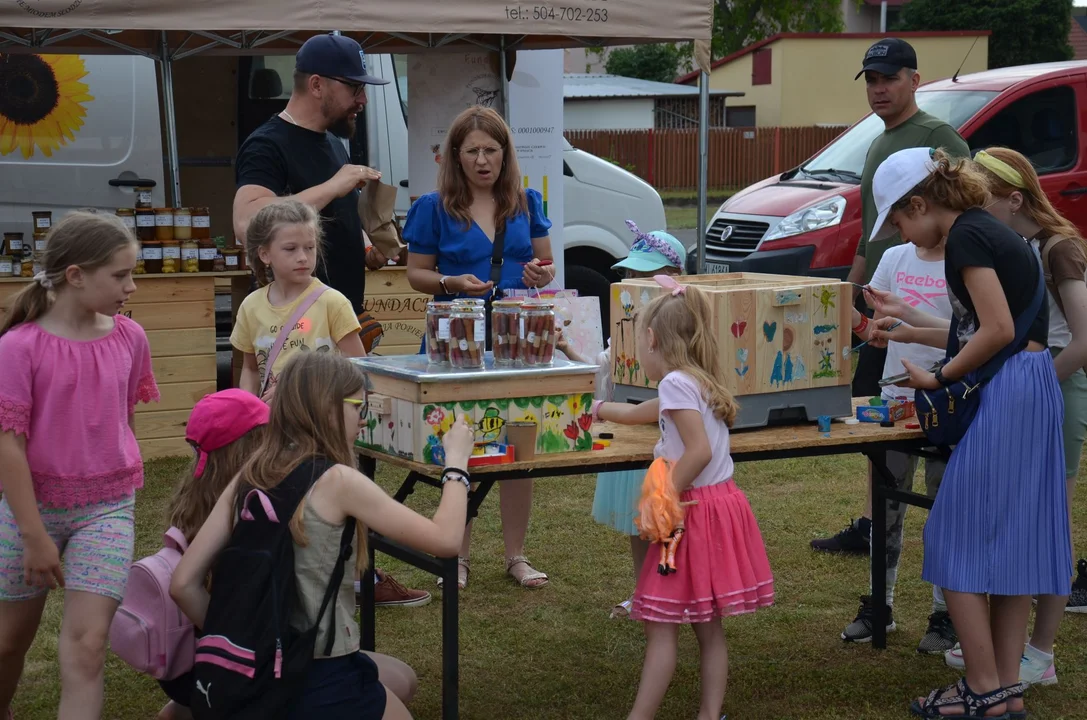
459, 146, 504, 160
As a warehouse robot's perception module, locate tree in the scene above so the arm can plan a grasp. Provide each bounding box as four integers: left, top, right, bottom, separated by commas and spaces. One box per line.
897, 0, 1073, 69
604, 43, 687, 83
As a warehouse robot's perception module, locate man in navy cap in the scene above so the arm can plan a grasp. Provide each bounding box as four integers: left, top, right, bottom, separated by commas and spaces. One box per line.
233, 33, 395, 318
233, 33, 429, 610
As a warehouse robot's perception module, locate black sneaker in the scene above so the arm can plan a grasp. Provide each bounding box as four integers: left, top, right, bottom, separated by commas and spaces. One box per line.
1066, 559, 1087, 613
917, 610, 957, 654
841, 594, 895, 643
811, 518, 871, 555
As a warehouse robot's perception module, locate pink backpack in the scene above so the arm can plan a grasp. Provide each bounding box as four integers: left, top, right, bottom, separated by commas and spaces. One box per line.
110, 527, 195, 680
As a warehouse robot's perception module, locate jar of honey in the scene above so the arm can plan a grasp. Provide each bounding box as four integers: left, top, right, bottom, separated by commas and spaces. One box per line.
3, 232, 22, 256
173, 207, 192, 241
142, 241, 163, 274
116, 208, 136, 236
135, 186, 154, 209
197, 239, 217, 272
192, 207, 211, 240
161, 240, 180, 273
0, 255, 13, 278
33, 232, 47, 253
135, 209, 156, 242
134, 244, 145, 275
221, 247, 242, 271
154, 208, 174, 241
32, 211, 52, 233
181, 240, 200, 273
212, 250, 226, 273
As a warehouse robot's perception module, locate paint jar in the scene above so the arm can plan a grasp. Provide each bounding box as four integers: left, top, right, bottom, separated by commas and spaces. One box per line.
449, 299, 485, 369
192, 207, 211, 240
135, 186, 154, 209
31, 211, 52, 233
181, 240, 200, 273
173, 207, 192, 241
3, 233, 23, 257
142, 241, 163, 274
154, 208, 174, 241
161, 240, 180, 273
520, 301, 556, 366
817, 415, 832, 433
491, 299, 524, 365
425, 300, 453, 365
0, 255, 13, 278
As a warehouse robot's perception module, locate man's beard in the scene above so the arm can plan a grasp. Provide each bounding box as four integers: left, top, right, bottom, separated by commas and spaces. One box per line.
327, 111, 357, 139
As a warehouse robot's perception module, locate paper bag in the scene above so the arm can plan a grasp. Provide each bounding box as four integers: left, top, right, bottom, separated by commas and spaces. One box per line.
358, 181, 406, 259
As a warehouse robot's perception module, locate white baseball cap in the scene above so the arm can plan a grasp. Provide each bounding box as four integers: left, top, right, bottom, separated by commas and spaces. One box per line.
869, 146, 938, 245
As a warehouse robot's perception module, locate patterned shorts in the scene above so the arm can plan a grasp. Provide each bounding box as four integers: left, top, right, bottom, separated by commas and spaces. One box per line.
0, 495, 135, 602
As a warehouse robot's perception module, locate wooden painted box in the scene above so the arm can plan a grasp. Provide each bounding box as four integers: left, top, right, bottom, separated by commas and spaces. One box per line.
350, 354, 598, 465
610, 272, 853, 428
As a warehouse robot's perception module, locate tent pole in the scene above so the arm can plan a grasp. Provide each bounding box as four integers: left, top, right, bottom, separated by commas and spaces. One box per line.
697, 70, 709, 274
160, 32, 182, 206
499, 36, 511, 119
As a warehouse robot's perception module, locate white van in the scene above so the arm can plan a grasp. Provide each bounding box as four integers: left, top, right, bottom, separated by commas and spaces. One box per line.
0, 52, 664, 329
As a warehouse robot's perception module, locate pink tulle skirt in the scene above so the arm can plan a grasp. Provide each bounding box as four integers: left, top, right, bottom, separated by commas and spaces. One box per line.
630, 480, 774, 624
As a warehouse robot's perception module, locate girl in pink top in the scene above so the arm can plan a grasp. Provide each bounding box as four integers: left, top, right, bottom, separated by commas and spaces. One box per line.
592, 278, 773, 720
0, 211, 158, 720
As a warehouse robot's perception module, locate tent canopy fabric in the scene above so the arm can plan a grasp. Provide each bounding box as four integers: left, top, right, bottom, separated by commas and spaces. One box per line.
0, 0, 715, 58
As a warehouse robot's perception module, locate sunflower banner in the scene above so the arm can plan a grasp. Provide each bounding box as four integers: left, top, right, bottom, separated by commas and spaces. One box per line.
0, 54, 94, 159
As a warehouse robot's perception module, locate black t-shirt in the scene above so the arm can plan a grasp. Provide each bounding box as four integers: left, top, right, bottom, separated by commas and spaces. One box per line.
944, 208, 1048, 347
236, 116, 365, 314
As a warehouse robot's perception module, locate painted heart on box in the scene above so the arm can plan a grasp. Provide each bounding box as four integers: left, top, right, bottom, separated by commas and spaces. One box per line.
763, 321, 777, 342
730, 321, 746, 338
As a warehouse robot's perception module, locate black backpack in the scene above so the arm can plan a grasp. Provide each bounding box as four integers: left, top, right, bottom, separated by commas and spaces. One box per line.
190, 458, 356, 720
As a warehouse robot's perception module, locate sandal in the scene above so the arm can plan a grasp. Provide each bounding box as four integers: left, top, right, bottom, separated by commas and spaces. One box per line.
436, 557, 470, 590
910, 677, 1024, 719
506, 555, 549, 589
1006, 682, 1028, 720
610, 597, 633, 619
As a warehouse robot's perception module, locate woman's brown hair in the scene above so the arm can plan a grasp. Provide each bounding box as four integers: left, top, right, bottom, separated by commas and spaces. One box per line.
976, 146, 1086, 254
244, 199, 325, 287
437, 106, 527, 231
168, 425, 270, 543
890, 147, 991, 215
0, 211, 137, 338
234, 352, 369, 570
636, 286, 739, 427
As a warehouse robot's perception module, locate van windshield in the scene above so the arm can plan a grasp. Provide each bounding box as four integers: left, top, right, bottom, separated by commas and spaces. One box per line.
799, 90, 997, 183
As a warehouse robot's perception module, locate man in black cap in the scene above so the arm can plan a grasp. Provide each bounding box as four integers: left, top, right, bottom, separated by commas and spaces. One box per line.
812, 37, 967, 654
232, 33, 428, 610
233, 32, 394, 317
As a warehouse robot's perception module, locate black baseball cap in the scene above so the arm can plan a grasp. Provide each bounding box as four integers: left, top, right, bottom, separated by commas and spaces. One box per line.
854, 38, 918, 80
295, 33, 389, 86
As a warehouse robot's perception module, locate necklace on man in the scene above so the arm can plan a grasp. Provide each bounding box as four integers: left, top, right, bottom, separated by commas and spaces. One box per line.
280, 110, 297, 125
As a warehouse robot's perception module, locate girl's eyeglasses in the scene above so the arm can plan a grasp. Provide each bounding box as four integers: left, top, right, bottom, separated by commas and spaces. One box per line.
344, 397, 368, 419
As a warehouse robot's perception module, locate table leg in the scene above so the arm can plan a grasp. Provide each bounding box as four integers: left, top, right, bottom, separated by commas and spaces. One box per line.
868, 448, 894, 650
441, 556, 460, 719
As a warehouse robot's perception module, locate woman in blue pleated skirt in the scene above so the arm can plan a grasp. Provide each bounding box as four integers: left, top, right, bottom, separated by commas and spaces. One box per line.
864, 147, 1070, 720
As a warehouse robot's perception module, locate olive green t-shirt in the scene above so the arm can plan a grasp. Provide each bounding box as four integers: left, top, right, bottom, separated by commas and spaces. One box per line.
857, 110, 970, 282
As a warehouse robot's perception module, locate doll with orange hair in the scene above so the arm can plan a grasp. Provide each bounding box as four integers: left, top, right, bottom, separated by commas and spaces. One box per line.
591, 276, 774, 720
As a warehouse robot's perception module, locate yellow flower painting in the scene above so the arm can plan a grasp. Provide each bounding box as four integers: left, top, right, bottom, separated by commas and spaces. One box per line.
0, 54, 94, 159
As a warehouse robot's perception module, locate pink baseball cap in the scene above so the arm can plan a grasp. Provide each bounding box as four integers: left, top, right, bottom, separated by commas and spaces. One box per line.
186, 390, 270, 478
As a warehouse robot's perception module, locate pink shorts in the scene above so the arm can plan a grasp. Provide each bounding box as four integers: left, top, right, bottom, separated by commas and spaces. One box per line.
0, 495, 135, 603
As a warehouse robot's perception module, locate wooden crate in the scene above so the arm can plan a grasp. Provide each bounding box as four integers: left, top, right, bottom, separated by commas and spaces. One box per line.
364, 267, 430, 357
610, 272, 852, 396
0, 272, 249, 460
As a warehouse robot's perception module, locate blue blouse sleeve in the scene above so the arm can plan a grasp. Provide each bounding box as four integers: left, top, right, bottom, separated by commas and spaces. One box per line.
525, 188, 552, 239
403, 193, 442, 256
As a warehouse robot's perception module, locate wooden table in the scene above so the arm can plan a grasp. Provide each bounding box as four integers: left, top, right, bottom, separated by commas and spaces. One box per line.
356, 399, 933, 719
0, 272, 250, 458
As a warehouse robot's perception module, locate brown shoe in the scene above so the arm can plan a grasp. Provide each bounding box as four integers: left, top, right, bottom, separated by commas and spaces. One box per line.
362, 568, 432, 608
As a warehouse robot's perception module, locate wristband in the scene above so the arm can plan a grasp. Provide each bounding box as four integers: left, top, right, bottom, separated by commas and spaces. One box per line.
591, 400, 604, 423
439, 276, 450, 295
934, 367, 954, 387
441, 467, 471, 490
852, 314, 869, 335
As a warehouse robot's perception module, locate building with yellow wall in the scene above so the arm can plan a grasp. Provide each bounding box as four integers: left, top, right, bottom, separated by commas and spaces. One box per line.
677, 32, 989, 128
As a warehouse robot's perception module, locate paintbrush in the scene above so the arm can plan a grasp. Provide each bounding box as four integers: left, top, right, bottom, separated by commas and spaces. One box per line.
842, 320, 902, 358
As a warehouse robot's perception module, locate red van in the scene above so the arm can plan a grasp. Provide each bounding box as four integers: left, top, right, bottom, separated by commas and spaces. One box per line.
695, 61, 1087, 277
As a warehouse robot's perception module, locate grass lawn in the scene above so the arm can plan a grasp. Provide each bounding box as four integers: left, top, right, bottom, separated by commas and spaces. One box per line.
665, 206, 701, 231
11, 453, 1087, 719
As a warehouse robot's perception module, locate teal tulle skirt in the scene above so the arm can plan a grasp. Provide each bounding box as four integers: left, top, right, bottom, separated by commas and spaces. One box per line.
592, 469, 645, 536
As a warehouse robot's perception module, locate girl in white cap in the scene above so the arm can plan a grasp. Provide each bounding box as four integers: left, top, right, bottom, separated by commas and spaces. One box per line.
865, 147, 1068, 720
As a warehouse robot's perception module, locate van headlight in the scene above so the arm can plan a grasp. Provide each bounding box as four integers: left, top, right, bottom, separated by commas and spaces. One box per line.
763, 196, 846, 241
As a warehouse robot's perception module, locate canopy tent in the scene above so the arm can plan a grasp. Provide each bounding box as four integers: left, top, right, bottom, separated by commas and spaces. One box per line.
0, 0, 717, 269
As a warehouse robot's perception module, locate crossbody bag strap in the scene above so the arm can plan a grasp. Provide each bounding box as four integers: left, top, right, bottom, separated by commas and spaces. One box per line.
317, 517, 357, 657
974, 253, 1046, 384
489, 225, 507, 301
260, 283, 329, 394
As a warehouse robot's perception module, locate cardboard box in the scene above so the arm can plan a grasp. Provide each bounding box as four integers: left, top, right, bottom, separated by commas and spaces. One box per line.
856, 399, 915, 423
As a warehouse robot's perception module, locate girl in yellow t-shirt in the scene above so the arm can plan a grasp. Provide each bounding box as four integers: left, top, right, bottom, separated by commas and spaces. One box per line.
231, 200, 364, 398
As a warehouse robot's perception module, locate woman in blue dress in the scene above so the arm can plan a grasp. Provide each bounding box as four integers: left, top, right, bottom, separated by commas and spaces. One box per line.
404, 106, 555, 591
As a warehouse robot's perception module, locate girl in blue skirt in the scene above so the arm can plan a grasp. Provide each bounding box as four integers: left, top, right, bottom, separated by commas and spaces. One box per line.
557, 223, 686, 618
866, 147, 1070, 719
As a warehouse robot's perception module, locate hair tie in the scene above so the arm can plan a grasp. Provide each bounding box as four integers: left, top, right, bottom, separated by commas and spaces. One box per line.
654, 274, 686, 296
33, 272, 53, 290
974, 150, 1025, 189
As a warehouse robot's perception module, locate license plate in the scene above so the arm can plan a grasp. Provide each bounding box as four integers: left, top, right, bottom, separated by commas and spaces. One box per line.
705, 262, 730, 274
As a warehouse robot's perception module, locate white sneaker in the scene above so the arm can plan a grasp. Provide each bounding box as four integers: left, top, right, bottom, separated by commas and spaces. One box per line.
944, 643, 1058, 686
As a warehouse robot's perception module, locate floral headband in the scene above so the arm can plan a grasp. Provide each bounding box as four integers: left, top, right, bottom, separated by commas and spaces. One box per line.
625, 220, 683, 268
